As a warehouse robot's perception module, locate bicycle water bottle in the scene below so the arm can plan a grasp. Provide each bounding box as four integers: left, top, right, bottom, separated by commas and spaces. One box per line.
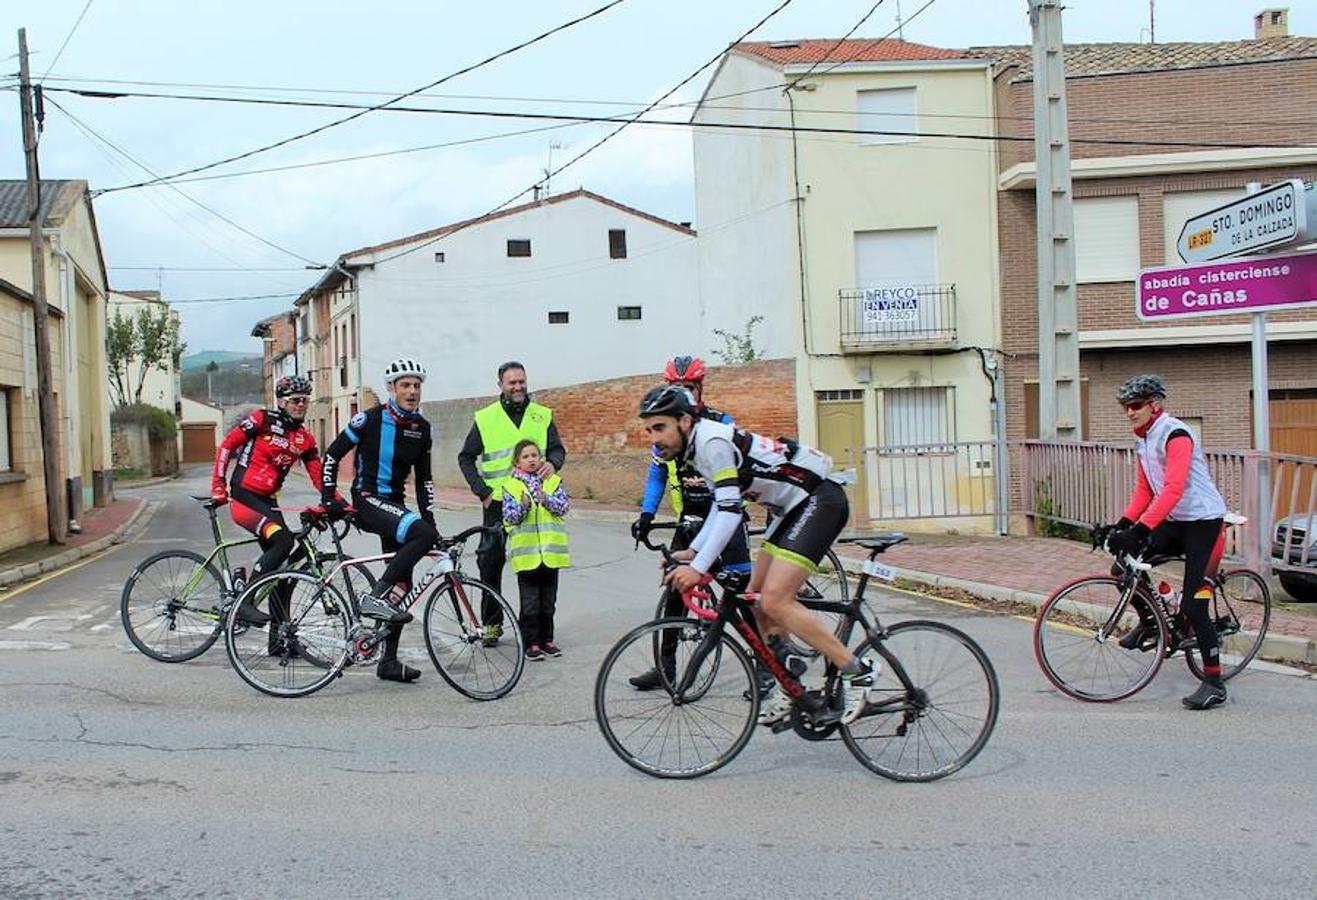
1156, 581, 1177, 607
232, 566, 247, 593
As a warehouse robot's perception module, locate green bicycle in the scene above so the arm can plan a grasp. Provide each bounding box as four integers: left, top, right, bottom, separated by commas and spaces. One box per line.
120, 496, 369, 662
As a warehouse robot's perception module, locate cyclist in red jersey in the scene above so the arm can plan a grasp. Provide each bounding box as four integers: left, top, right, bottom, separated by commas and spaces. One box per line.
211, 375, 330, 638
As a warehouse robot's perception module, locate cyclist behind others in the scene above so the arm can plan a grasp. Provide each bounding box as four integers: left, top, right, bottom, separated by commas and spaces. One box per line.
211, 375, 329, 643
1096, 374, 1230, 710
321, 358, 437, 684
628, 356, 753, 691
638, 385, 878, 725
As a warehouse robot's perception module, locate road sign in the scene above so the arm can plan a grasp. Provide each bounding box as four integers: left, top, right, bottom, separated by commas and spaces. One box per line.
1176, 179, 1314, 264
1137, 249, 1317, 321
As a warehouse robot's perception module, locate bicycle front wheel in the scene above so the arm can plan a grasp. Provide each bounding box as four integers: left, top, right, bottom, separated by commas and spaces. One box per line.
422, 575, 524, 700
595, 618, 757, 780
1034, 576, 1167, 702
120, 550, 225, 662
1184, 568, 1271, 682
225, 572, 352, 698
841, 621, 999, 782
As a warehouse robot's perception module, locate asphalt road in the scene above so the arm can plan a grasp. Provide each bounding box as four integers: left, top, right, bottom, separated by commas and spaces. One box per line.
1, 469, 1314, 899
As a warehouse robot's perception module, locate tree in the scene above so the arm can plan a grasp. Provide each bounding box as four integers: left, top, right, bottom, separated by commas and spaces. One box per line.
106, 309, 136, 407
710, 315, 765, 366
106, 304, 185, 408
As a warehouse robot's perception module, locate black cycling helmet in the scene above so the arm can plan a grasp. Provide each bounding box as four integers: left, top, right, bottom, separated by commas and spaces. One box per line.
1116, 374, 1167, 405
639, 384, 697, 418
275, 374, 313, 398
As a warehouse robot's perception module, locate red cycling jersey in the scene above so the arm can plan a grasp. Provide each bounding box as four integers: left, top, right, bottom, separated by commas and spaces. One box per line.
212, 408, 323, 499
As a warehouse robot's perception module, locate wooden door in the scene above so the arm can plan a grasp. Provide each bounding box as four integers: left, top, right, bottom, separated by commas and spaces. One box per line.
816, 396, 868, 521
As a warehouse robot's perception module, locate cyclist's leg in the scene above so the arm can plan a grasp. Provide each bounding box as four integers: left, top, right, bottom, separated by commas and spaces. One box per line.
352, 493, 431, 681
229, 492, 292, 627
1178, 519, 1227, 704
755, 482, 853, 668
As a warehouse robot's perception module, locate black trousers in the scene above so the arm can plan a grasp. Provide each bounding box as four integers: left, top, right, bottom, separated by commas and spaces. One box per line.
1147, 518, 1225, 674
477, 502, 507, 626
516, 565, 560, 647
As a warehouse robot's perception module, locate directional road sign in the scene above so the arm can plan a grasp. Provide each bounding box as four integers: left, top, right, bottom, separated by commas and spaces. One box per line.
1176, 179, 1314, 264
1137, 249, 1317, 321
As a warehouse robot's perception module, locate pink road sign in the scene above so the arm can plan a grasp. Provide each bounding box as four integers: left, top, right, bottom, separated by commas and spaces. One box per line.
1136, 250, 1317, 321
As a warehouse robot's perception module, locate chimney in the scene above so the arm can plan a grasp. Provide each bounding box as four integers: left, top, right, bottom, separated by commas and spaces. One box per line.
1254, 8, 1289, 39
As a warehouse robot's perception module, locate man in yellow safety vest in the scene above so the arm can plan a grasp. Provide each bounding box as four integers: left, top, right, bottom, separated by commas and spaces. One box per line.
457, 360, 566, 644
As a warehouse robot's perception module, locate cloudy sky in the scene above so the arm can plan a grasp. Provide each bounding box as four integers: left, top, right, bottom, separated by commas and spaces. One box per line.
3, 1, 1311, 354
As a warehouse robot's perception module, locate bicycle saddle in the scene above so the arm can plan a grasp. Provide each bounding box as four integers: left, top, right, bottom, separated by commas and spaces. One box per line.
190, 495, 221, 511
837, 533, 908, 552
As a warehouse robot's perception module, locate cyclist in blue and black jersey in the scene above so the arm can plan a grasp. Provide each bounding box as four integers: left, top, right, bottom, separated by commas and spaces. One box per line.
628, 356, 752, 691
321, 357, 437, 683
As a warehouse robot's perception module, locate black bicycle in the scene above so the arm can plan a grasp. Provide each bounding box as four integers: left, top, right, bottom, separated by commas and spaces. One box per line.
595, 531, 1000, 780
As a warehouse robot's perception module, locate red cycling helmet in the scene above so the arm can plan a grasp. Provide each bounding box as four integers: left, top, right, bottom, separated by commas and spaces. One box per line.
664, 355, 707, 384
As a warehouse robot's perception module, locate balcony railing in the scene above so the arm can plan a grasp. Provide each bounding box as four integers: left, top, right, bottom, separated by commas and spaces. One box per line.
838, 283, 956, 351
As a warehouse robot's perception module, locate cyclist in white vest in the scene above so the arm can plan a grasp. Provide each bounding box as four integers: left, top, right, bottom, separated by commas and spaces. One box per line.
1099, 374, 1229, 710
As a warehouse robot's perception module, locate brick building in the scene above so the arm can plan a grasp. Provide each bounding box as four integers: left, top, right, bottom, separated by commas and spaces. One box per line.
982, 10, 1317, 453
251, 311, 297, 408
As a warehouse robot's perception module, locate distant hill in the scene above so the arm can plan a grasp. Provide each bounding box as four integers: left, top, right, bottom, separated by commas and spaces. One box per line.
181, 350, 261, 372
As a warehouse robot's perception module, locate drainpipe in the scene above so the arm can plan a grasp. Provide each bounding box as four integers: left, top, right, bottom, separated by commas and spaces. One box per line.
975, 347, 1009, 535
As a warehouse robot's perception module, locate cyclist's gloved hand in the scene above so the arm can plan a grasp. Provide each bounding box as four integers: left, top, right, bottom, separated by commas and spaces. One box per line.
631, 512, 654, 543
1107, 521, 1150, 558
322, 496, 350, 518
1093, 517, 1133, 548
210, 485, 228, 506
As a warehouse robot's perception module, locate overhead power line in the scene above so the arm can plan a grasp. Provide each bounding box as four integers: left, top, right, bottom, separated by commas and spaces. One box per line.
38, 0, 95, 83
47, 84, 1315, 155
96, 0, 629, 194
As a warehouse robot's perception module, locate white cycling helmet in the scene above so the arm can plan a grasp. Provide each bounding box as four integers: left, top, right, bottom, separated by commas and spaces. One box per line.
383, 357, 426, 385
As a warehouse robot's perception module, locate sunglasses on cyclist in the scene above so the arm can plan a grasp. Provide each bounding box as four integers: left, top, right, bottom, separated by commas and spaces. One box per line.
1120, 400, 1151, 411
284, 396, 310, 405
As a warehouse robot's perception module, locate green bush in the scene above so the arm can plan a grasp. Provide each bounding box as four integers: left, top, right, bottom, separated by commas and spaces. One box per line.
1033, 477, 1092, 543
112, 403, 177, 441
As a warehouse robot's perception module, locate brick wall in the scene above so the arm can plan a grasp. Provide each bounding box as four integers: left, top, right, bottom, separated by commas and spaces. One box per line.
423, 358, 798, 506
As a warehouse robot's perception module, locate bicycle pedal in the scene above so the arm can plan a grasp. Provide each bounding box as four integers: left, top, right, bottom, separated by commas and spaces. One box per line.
769, 719, 795, 735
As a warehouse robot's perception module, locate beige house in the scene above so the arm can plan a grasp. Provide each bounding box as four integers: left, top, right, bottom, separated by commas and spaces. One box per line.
0, 180, 112, 551
693, 40, 1003, 527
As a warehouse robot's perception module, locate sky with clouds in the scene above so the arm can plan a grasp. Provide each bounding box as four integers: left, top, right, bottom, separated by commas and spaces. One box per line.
3, 0, 1311, 354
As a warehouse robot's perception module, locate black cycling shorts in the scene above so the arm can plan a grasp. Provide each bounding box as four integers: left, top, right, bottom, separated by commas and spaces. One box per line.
762, 480, 848, 572
352, 491, 421, 553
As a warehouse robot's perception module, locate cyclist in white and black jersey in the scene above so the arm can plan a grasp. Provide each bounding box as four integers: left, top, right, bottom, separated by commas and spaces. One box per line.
638, 385, 879, 725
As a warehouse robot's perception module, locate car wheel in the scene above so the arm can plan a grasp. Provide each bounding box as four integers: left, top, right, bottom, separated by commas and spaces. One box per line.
1278, 570, 1317, 603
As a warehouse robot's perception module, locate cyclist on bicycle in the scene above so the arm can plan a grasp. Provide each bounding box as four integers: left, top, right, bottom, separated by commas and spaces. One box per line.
211, 374, 327, 635
1098, 374, 1229, 710
638, 385, 878, 725
320, 358, 437, 684
628, 356, 753, 692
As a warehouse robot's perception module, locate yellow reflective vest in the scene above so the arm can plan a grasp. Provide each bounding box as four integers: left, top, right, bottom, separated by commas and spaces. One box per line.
473, 400, 553, 494
503, 474, 570, 572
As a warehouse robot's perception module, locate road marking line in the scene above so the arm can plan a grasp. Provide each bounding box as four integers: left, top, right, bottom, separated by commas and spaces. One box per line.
7, 616, 54, 631
0, 534, 135, 606
0, 639, 72, 651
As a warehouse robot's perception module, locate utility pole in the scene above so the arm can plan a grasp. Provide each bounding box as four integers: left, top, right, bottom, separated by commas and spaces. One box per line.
1029, 1, 1082, 441
18, 29, 67, 545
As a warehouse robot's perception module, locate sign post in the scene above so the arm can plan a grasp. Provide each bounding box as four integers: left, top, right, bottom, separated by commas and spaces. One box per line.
1144, 176, 1317, 570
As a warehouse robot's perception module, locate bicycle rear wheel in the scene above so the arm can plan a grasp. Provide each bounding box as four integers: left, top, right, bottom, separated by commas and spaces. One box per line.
841, 621, 999, 782
595, 618, 757, 779
422, 575, 524, 700
120, 550, 225, 662
1183, 568, 1271, 681
1034, 576, 1167, 702
225, 572, 352, 698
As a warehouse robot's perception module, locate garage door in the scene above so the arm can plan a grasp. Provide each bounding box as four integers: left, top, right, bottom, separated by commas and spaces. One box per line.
180, 423, 216, 463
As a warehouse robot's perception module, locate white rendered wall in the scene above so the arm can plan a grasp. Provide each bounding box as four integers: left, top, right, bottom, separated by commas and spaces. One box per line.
352, 193, 697, 401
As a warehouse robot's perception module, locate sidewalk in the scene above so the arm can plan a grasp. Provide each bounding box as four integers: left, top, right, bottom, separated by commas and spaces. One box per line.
0, 496, 154, 590
832, 531, 1317, 666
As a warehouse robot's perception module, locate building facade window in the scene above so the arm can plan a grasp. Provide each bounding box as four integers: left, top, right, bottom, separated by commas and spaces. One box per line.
881, 386, 954, 448
1074, 196, 1140, 282
857, 87, 917, 146
507, 239, 532, 258
434, 251, 446, 263
349, 313, 356, 359
609, 229, 627, 259
0, 387, 12, 471
548, 311, 570, 324
617, 306, 642, 321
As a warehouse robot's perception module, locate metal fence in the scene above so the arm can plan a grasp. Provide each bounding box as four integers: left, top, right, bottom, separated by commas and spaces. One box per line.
838, 284, 956, 349
843, 438, 1317, 576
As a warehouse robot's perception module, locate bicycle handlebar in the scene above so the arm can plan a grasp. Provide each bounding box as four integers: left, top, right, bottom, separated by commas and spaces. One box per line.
438, 522, 500, 549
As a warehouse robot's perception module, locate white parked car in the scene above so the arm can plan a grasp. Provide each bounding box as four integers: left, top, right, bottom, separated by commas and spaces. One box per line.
1272, 512, 1317, 603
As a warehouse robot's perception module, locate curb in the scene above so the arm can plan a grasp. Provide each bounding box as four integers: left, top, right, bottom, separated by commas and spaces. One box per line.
836, 556, 1317, 668
0, 499, 161, 591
